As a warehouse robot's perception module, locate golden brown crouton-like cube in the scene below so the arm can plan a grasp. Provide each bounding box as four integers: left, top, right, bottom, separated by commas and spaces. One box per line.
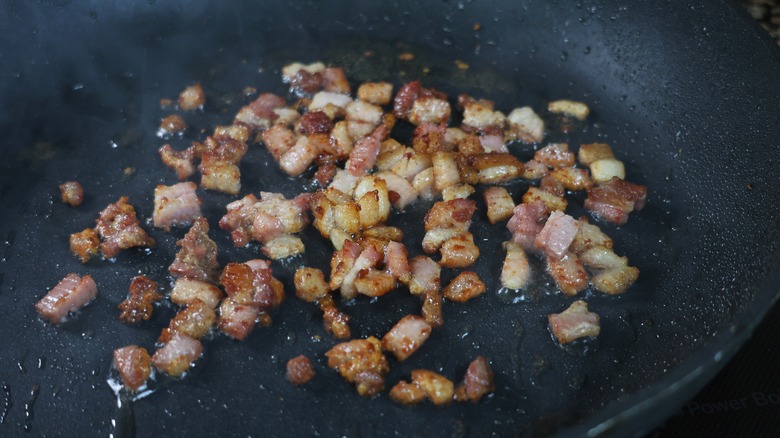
294, 267, 329, 303
483, 186, 515, 224
578, 143, 615, 166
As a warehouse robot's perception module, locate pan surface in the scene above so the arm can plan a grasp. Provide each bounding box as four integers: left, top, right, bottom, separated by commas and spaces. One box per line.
0, 1, 779, 436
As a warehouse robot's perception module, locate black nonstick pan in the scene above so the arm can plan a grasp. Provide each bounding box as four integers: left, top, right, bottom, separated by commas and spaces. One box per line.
1, 1, 779, 436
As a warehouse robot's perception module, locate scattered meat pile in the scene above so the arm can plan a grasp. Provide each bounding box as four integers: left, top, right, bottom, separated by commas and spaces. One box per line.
40, 59, 649, 407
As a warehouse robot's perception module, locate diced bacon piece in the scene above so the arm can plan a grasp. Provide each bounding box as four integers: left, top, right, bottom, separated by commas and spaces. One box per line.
483, 186, 515, 224
220, 260, 283, 309
411, 370, 455, 405
346, 100, 383, 126
289, 70, 323, 96
548, 99, 590, 120
262, 234, 305, 259
381, 315, 432, 361
319, 294, 351, 339
584, 177, 647, 225
547, 252, 589, 296
328, 169, 359, 196
390, 381, 427, 405
363, 225, 403, 241
322, 67, 350, 94
169, 218, 219, 282
310, 91, 352, 113
550, 167, 594, 191
287, 355, 316, 385
389, 150, 432, 181
444, 127, 467, 150
439, 233, 480, 268
592, 265, 640, 295
384, 241, 411, 283
422, 289, 444, 328
534, 211, 580, 260
219, 194, 259, 247
507, 107, 545, 143
376, 143, 406, 170
151, 331, 203, 377
506, 200, 548, 251
535, 143, 575, 168
329, 240, 362, 291
442, 183, 474, 201
280, 136, 319, 176
170, 278, 223, 309
548, 300, 600, 344
578, 143, 615, 166
214, 124, 251, 142
118, 276, 162, 324
375, 171, 418, 210
469, 153, 524, 184
294, 111, 333, 135
178, 83, 205, 111
355, 176, 391, 228
70, 228, 100, 263
346, 136, 381, 176
339, 245, 382, 300
261, 125, 296, 161
501, 241, 531, 290
522, 186, 568, 212
422, 227, 460, 254
443, 272, 486, 303
522, 159, 549, 180
462, 101, 506, 131
159, 144, 196, 180
251, 211, 284, 244
424, 199, 477, 232
538, 174, 563, 198
59, 181, 83, 207
153, 182, 201, 230
202, 137, 248, 163
257, 192, 311, 234
570, 219, 613, 254
161, 299, 216, 341
95, 196, 155, 258
158, 114, 187, 137
199, 161, 241, 195
413, 122, 446, 154
249, 92, 287, 122
294, 267, 329, 302
454, 356, 495, 403
412, 167, 437, 201
479, 133, 508, 153
354, 270, 396, 297
431, 151, 460, 191
393, 81, 422, 119
590, 158, 626, 184
282, 62, 325, 82
457, 93, 494, 110
357, 82, 393, 105
218, 298, 260, 341
35, 273, 98, 324
579, 245, 629, 270
409, 96, 451, 126
325, 337, 390, 397
408, 256, 440, 296
113, 346, 152, 392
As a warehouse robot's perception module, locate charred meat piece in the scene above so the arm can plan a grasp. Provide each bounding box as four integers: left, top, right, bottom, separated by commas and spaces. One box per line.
69, 228, 100, 263
390, 369, 454, 406
118, 276, 162, 324
95, 196, 155, 259
169, 218, 219, 282
113, 345, 152, 392
159, 144, 196, 180
548, 300, 600, 344
286, 355, 316, 386
59, 181, 84, 207
35, 273, 98, 325
325, 337, 389, 397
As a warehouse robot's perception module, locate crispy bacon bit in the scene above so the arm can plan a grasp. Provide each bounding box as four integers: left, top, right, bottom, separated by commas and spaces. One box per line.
322, 67, 350, 94
287, 355, 316, 385
540, 175, 565, 197
408, 256, 441, 296
218, 298, 260, 341
578, 143, 615, 166
443, 271, 486, 303
95, 196, 155, 258
439, 232, 480, 268
59, 181, 84, 207
580, 246, 639, 295
501, 241, 532, 290
547, 252, 589, 296
358, 82, 393, 105
522, 159, 549, 180
550, 167, 594, 191
159, 144, 196, 180
522, 186, 568, 212
375, 171, 419, 210
35, 273, 98, 324
70, 228, 100, 263
391, 370, 454, 406
421, 289, 444, 328
169, 218, 219, 282
462, 101, 506, 132
478, 133, 507, 153
590, 158, 626, 184
584, 177, 647, 225
158, 114, 187, 137
442, 183, 475, 201
280, 136, 320, 176
381, 315, 432, 361
483, 186, 515, 224
534, 211, 580, 260
319, 294, 351, 339
151, 331, 203, 377
548, 300, 600, 344
160, 299, 216, 342
198, 161, 241, 195
339, 245, 382, 299
294, 267, 329, 302
384, 241, 411, 283
570, 219, 613, 254
425, 198, 476, 232
548, 99, 590, 120
506, 200, 548, 251
346, 136, 381, 176
153, 182, 202, 230
170, 278, 223, 309
393, 81, 422, 119
113, 345, 152, 392
118, 276, 162, 324
295, 110, 333, 135
262, 125, 296, 160
535, 143, 575, 168
454, 356, 495, 403
413, 122, 447, 154
409, 96, 451, 126
507, 107, 544, 143
431, 151, 460, 191
469, 153, 524, 184
326, 337, 390, 397
178, 83, 205, 111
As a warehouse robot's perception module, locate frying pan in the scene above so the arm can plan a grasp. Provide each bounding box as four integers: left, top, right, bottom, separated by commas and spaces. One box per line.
1, 0, 779, 436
